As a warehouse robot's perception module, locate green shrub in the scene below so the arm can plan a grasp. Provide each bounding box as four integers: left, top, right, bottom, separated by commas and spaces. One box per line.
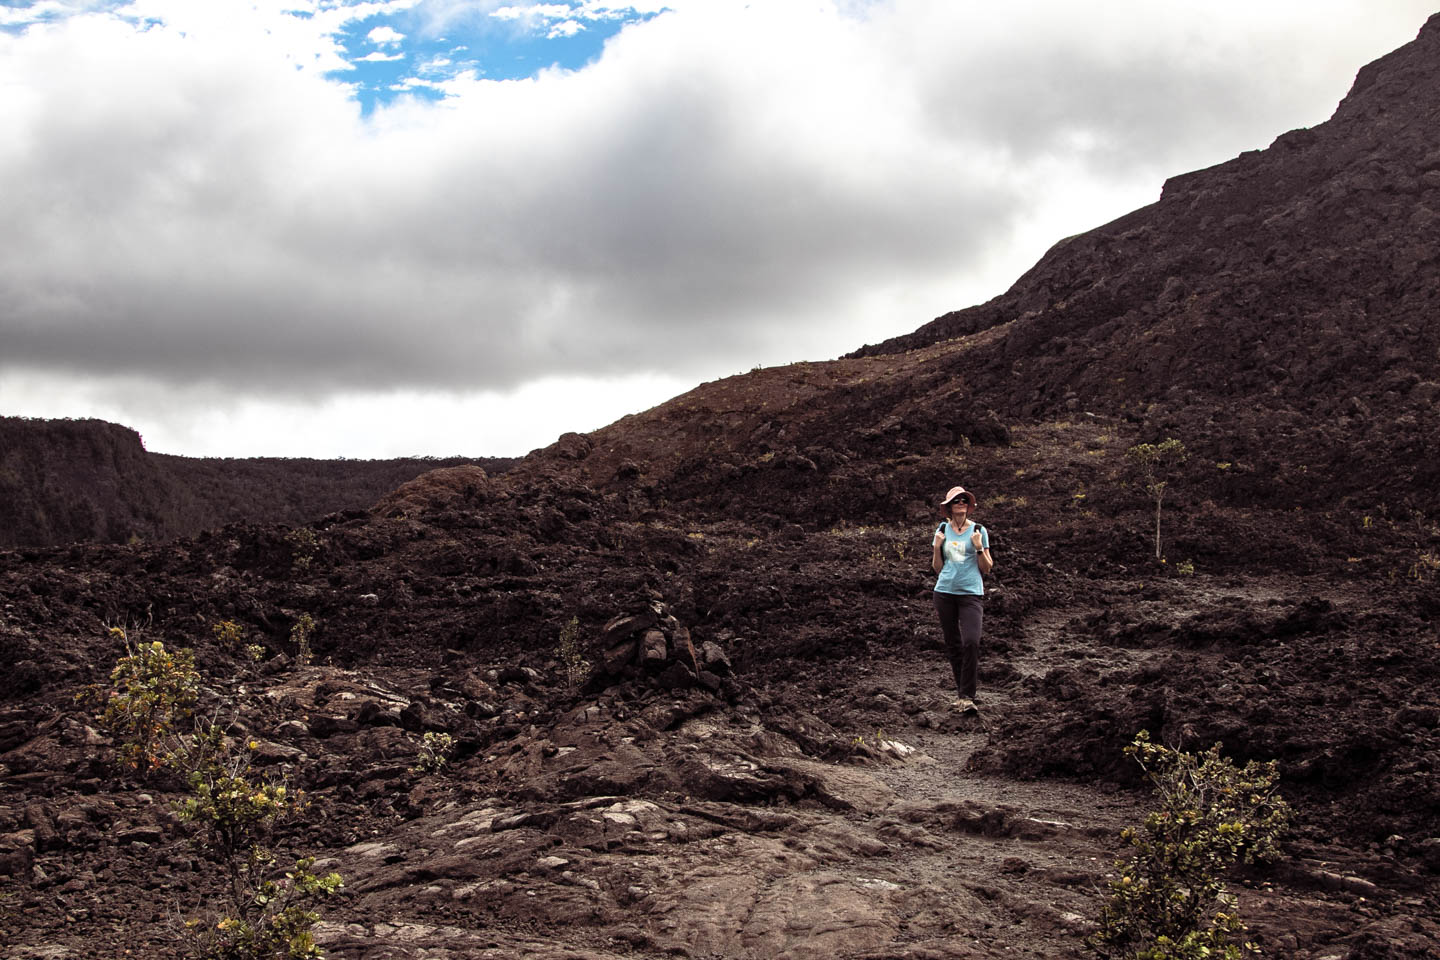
187, 857, 343, 960
285, 528, 319, 572
1089, 731, 1289, 960
213, 620, 245, 652
290, 614, 316, 665
177, 727, 342, 959
412, 731, 455, 774
80, 627, 200, 777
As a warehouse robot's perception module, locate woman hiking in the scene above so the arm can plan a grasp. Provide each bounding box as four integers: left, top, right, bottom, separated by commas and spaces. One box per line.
931, 485, 993, 713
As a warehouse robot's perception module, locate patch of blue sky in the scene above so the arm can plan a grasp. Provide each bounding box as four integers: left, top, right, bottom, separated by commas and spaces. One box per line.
1, 1, 661, 112
0, 0, 96, 32
329, 2, 662, 114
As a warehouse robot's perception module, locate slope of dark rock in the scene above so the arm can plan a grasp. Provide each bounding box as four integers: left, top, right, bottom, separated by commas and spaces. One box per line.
842, 13, 1440, 517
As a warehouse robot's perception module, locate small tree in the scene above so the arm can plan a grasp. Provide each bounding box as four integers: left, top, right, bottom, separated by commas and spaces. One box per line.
1088, 731, 1290, 960
80, 627, 200, 777
1127, 439, 1188, 561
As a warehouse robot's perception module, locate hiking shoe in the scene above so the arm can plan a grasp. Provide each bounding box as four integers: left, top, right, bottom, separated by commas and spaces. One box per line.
951, 698, 978, 714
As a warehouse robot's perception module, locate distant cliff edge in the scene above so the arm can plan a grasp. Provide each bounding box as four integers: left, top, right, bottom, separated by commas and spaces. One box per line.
0, 417, 515, 548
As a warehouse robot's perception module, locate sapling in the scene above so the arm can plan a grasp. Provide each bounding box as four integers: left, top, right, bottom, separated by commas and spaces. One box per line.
1127, 438, 1188, 561
213, 620, 245, 653
285, 528, 319, 572
557, 616, 590, 690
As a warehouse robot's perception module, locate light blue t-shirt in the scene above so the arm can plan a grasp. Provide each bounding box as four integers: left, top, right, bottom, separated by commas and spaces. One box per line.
934, 520, 989, 596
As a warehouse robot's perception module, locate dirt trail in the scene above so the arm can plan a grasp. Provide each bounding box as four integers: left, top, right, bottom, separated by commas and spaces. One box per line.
784, 571, 1440, 960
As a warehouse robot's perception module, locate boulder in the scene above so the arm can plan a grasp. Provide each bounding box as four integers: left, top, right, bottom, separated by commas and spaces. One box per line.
672, 626, 699, 672
603, 612, 657, 643
657, 662, 695, 691
639, 629, 668, 664
399, 699, 454, 733
0, 830, 36, 878
357, 701, 401, 727
309, 715, 360, 738
601, 639, 638, 675
699, 641, 732, 675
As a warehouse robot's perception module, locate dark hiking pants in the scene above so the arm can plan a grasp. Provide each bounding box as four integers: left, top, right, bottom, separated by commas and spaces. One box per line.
933, 591, 983, 699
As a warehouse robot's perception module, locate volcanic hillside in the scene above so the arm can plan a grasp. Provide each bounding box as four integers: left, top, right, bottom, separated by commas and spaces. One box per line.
516, 12, 1440, 527
1, 16, 1439, 960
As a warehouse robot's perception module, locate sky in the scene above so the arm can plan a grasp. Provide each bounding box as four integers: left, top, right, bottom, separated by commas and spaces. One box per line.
1, 0, 1435, 458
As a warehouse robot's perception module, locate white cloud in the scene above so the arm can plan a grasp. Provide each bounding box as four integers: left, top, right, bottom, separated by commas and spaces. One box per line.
0, 0, 1435, 456
547, 18, 582, 38
0, 368, 690, 457
367, 24, 406, 45
358, 50, 405, 60
491, 3, 572, 22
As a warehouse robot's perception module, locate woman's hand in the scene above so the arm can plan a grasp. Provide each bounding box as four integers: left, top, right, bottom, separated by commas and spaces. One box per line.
933, 529, 946, 548
970, 527, 984, 551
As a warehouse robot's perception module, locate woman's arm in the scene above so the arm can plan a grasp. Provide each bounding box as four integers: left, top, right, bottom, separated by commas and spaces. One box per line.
972, 526, 994, 575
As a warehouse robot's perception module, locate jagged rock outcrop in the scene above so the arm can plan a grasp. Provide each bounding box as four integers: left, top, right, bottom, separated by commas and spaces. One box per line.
593, 598, 735, 696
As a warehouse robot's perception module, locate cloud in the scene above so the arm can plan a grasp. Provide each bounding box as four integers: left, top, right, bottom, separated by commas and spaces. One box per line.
358, 50, 405, 60
547, 18, 583, 38
0, 367, 691, 457
491, 4, 575, 23
367, 25, 406, 45
1, 0, 1436, 454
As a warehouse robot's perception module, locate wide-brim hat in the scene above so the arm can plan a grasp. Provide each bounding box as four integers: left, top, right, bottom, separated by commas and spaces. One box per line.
940, 486, 977, 508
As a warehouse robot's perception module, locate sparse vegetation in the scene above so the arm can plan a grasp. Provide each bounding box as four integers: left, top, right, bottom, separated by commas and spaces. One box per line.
286, 528, 319, 572
187, 856, 343, 960
557, 616, 590, 690
412, 731, 456, 774
176, 725, 341, 959
290, 614, 316, 665
80, 635, 341, 956
1127, 438, 1188, 561
213, 620, 245, 653
80, 627, 200, 777
1088, 731, 1289, 960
